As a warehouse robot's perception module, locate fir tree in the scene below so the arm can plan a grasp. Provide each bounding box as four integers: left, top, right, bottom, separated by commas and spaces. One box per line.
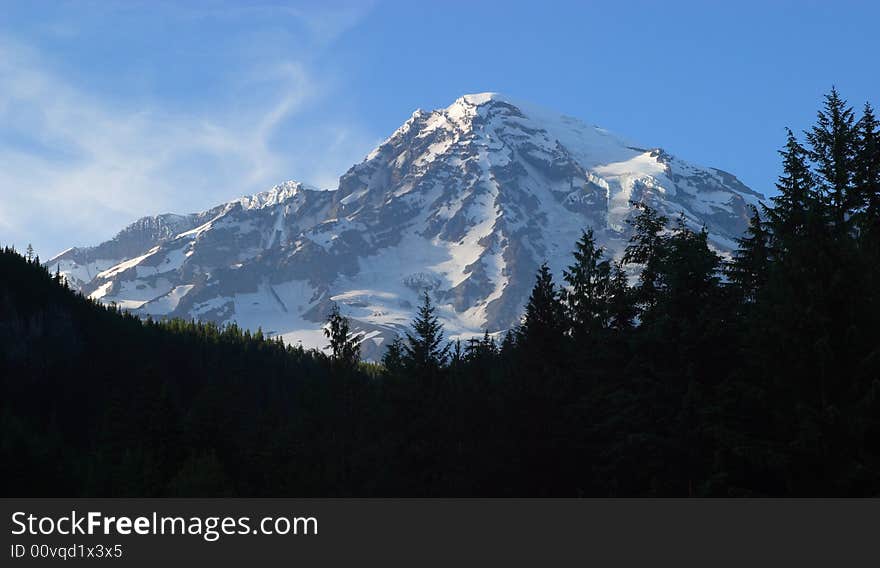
623, 202, 668, 314
806, 87, 856, 222
25, 243, 34, 263
465, 330, 498, 363
403, 292, 450, 372
325, 304, 360, 369
464, 336, 482, 359
479, 330, 497, 356
381, 337, 405, 375
727, 205, 770, 303
606, 261, 635, 331
766, 128, 817, 247
519, 262, 567, 351
449, 339, 464, 369
661, 220, 721, 316
854, 102, 880, 227
563, 229, 612, 336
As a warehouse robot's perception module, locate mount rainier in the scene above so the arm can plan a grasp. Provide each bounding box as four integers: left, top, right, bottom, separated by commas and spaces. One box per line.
49, 93, 764, 358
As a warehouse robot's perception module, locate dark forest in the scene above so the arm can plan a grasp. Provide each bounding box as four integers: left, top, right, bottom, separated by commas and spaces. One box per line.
2, 89, 879, 496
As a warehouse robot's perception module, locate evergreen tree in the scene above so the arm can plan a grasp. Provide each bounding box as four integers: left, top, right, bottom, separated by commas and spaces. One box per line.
606, 261, 635, 332
449, 339, 464, 368
661, 220, 721, 316
403, 292, 450, 373
325, 304, 360, 369
481, 329, 496, 351
623, 202, 668, 315
464, 336, 482, 359
806, 87, 856, 222
563, 229, 612, 337
470, 330, 497, 358
766, 128, 817, 248
463, 331, 498, 373
499, 329, 517, 356
854, 102, 880, 228
727, 205, 770, 303
381, 337, 406, 375
25, 243, 34, 263
519, 262, 567, 349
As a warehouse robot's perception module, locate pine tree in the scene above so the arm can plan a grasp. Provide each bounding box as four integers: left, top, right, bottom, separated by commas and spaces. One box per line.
25, 243, 34, 263
499, 329, 517, 356
563, 229, 612, 336
464, 336, 482, 359
766, 128, 817, 248
662, 220, 721, 315
519, 262, 567, 351
465, 330, 497, 363
854, 102, 880, 228
450, 339, 464, 368
606, 261, 635, 331
480, 330, 497, 356
325, 304, 360, 369
381, 337, 405, 375
403, 292, 450, 372
727, 205, 770, 303
623, 202, 668, 313
806, 87, 856, 223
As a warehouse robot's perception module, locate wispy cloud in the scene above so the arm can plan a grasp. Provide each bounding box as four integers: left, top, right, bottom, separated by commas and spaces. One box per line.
0, 3, 379, 258
173, 1, 375, 46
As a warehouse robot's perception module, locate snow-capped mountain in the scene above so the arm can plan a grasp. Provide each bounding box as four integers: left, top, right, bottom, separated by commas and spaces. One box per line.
50, 93, 764, 358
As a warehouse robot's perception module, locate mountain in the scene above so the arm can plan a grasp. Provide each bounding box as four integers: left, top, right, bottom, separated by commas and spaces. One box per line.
49, 93, 764, 358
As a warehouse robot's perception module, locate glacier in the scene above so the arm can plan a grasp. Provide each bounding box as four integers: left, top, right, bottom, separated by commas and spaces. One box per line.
49, 93, 764, 358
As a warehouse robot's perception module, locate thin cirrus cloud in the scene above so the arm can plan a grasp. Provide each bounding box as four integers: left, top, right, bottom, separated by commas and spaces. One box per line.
0, 3, 379, 259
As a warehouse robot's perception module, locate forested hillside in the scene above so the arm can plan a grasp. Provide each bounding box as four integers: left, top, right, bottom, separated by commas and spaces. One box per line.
2, 89, 879, 496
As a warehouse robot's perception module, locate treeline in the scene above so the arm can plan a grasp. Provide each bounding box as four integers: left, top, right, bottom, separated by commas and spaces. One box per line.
2, 88, 879, 496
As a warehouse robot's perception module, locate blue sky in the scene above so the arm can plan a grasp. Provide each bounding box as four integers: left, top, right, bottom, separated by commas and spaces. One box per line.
1, 0, 878, 257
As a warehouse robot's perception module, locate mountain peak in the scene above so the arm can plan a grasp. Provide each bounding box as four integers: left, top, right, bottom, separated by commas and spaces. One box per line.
237, 180, 315, 210
455, 92, 509, 106
54, 95, 764, 358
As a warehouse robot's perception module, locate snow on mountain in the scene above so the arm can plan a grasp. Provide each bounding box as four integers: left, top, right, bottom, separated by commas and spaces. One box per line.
49, 94, 763, 358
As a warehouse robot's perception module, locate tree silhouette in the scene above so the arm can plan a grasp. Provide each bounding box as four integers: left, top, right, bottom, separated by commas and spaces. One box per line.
325, 304, 360, 369
403, 292, 450, 373
806, 86, 856, 222
563, 229, 612, 337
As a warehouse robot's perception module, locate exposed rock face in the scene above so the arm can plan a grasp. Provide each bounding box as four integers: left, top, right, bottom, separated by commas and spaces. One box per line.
50, 94, 763, 359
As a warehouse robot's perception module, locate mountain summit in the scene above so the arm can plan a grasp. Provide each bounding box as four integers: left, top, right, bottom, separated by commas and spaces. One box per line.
50, 94, 763, 357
